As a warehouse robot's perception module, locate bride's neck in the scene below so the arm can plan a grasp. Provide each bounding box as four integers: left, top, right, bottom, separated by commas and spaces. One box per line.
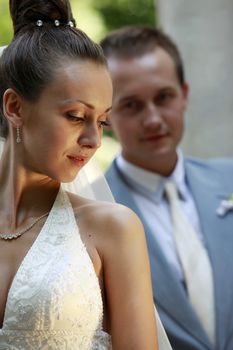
0, 141, 60, 223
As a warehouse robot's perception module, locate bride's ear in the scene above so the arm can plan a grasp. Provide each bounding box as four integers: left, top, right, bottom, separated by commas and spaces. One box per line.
3, 88, 24, 128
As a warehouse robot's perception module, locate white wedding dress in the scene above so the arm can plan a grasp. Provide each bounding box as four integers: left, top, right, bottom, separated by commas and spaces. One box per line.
0, 158, 172, 350
0, 187, 111, 349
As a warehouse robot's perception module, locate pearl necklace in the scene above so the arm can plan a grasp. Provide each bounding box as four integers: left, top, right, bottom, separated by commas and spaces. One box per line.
0, 212, 49, 240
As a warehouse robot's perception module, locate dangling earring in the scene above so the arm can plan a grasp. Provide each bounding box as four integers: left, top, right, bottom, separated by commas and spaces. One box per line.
16, 126, 21, 143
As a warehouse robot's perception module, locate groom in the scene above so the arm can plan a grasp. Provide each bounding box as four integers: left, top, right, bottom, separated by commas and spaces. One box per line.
101, 26, 233, 350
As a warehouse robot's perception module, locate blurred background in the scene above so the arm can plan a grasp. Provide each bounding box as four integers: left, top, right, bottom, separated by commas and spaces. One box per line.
1, 0, 232, 169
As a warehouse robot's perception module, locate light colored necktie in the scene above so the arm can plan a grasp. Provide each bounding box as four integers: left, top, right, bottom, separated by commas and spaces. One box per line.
165, 181, 215, 344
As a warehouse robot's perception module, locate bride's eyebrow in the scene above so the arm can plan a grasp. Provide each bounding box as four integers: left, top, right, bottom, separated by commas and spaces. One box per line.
76, 100, 112, 113
62, 99, 112, 113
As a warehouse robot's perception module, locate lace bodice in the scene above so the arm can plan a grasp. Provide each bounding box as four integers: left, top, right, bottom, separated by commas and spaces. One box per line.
0, 187, 111, 349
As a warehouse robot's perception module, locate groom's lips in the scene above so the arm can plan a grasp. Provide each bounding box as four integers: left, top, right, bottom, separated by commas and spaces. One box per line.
140, 129, 170, 143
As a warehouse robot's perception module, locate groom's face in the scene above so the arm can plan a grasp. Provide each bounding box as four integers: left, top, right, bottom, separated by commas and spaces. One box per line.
107, 48, 189, 173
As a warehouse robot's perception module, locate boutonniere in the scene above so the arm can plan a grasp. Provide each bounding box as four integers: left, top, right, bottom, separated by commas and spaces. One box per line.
216, 194, 233, 216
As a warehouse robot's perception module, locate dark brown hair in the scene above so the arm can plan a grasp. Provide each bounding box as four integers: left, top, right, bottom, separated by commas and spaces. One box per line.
100, 26, 185, 86
0, 0, 107, 138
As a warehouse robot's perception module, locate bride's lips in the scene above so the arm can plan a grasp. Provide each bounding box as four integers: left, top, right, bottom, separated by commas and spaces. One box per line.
67, 155, 88, 166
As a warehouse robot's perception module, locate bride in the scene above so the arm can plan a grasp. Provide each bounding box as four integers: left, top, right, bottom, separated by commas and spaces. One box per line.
0, 0, 171, 349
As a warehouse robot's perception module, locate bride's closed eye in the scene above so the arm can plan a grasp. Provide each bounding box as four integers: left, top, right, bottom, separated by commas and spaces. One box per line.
66, 113, 84, 122
98, 119, 111, 128
66, 112, 111, 129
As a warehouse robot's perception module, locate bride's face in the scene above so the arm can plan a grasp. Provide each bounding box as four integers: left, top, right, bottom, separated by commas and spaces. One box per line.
19, 60, 112, 182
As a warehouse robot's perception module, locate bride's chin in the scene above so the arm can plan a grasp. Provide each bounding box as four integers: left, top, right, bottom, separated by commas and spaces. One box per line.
60, 171, 81, 184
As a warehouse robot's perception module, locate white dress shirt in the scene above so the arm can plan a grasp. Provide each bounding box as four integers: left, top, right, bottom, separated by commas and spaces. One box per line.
116, 151, 204, 283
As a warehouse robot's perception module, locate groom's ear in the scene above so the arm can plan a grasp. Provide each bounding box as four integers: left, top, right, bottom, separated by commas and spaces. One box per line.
3, 88, 24, 128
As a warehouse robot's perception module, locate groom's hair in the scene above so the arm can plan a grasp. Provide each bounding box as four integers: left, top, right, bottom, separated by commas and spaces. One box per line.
100, 25, 185, 87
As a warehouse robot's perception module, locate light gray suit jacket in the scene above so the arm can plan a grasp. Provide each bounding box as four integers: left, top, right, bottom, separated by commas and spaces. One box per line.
105, 157, 233, 350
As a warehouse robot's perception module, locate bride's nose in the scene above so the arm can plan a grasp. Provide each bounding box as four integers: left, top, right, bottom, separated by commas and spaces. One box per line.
77, 124, 102, 149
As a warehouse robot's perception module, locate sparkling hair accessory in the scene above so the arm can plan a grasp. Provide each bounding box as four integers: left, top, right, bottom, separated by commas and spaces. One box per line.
36, 19, 75, 27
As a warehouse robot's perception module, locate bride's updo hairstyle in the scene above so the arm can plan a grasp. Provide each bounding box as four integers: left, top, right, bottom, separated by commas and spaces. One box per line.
0, 0, 107, 138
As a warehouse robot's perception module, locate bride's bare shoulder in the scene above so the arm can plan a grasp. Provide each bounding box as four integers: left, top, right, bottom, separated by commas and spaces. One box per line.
68, 192, 144, 241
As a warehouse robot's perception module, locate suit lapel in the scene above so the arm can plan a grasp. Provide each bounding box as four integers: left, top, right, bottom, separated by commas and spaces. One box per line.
106, 160, 211, 349
185, 159, 233, 349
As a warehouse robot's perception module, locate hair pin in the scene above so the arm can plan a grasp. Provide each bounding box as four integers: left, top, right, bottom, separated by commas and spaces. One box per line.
68, 20, 74, 27
36, 20, 43, 27
36, 19, 75, 28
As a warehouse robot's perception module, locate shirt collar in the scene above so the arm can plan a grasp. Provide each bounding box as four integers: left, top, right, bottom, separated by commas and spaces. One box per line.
116, 149, 187, 202
169, 150, 187, 200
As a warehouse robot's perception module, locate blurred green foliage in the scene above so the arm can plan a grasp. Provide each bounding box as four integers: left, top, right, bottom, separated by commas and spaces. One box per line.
0, 0, 156, 45
0, 1, 13, 45
94, 0, 155, 33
